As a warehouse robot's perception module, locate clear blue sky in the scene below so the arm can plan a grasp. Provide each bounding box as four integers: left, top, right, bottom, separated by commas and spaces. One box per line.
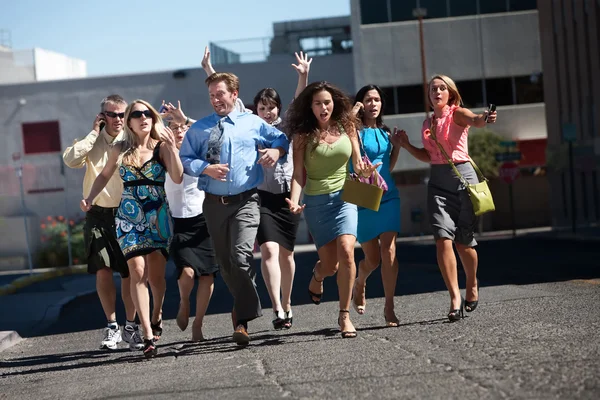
1, 0, 350, 77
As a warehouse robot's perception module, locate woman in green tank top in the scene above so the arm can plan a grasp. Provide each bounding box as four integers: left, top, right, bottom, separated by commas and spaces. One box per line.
285, 81, 376, 339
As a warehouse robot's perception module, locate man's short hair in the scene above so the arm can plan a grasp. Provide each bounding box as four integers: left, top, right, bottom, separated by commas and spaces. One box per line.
101, 94, 127, 111
205, 72, 240, 93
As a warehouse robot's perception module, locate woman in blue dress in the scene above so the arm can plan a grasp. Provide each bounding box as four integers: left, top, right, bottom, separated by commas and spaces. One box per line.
350, 85, 404, 327
81, 99, 183, 358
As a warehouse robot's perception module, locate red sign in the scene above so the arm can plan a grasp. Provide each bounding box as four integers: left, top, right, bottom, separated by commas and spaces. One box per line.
499, 161, 520, 184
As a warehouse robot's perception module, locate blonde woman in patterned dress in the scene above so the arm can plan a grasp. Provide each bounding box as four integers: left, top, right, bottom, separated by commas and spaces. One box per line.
81, 100, 183, 358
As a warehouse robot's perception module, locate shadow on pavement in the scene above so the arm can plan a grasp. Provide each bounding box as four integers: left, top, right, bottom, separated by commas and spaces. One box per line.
12, 235, 600, 339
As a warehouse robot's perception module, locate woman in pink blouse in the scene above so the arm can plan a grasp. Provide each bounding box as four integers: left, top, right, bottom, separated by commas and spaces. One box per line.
397, 74, 497, 322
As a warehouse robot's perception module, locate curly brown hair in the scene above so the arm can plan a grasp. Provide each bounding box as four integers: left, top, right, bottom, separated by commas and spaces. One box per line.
284, 81, 357, 149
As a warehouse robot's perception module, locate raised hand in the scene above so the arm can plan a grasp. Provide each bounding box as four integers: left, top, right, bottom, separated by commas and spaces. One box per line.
160, 100, 187, 125
285, 198, 306, 214
394, 128, 410, 148
485, 110, 497, 124
351, 102, 364, 118
358, 161, 383, 178
291, 51, 313, 76
257, 148, 281, 168
203, 163, 230, 182
93, 113, 105, 133
389, 127, 407, 148
158, 125, 177, 148
201, 46, 216, 75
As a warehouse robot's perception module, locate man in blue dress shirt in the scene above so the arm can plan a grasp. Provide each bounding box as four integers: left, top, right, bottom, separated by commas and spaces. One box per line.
179, 72, 289, 346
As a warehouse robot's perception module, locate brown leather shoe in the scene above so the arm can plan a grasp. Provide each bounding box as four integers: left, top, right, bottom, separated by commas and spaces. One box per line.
232, 324, 250, 346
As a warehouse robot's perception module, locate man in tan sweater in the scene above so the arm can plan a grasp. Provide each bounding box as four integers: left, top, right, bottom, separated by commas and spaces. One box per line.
63, 95, 142, 351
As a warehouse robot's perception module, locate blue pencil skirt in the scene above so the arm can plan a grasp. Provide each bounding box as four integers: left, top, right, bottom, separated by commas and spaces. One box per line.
303, 190, 358, 250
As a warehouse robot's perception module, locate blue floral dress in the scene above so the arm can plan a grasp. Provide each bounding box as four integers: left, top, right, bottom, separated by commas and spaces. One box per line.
115, 142, 172, 260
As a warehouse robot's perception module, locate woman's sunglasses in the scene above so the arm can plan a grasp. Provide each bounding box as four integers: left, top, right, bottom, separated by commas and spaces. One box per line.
129, 110, 153, 119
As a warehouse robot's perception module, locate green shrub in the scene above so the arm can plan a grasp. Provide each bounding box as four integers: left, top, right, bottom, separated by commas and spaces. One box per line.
36, 216, 86, 268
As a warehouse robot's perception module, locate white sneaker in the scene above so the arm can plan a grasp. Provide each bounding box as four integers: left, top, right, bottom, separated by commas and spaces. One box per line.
100, 326, 122, 350
122, 325, 144, 351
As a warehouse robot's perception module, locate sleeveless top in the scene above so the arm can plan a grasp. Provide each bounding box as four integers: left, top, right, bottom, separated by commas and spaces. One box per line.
421, 105, 470, 164
304, 133, 352, 196
115, 142, 171, 256
350, 127, 399, 202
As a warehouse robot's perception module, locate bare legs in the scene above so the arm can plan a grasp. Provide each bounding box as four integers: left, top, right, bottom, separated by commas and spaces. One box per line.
177, 267, 214, 341
126, 250, 166, 341
96, 267, 136, 323
309, 235, 357, 337
354, 231, 399, 325
436, 239, 479, 315
260, 242, 296, 320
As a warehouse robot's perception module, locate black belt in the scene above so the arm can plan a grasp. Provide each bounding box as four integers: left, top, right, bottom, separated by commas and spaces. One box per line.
90, 205, 118, 216
205, 189, 257, 205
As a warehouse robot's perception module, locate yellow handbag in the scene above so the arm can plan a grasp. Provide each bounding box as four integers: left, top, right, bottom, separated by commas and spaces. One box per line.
430, 118, 495, 216
342, 168, 385, 211
341, 127, 387, 212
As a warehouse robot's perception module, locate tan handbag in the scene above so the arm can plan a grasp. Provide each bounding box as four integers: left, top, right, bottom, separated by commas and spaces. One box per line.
430, 117, 495, 216
342, 168, 385, 211
341, 126, 386, 212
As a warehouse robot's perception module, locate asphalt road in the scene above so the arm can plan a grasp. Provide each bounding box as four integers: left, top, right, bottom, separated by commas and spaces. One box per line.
1, 236, 599, 399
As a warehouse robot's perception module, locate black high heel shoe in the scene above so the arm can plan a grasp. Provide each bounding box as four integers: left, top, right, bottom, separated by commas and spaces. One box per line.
272, 310, 286, 330
308, 268, 323, 305
465, 279, 479, 312
283, 309, 293, 329
447, 298, 464, 322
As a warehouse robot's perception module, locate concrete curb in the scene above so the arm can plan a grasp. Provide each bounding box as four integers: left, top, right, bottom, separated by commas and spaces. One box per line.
30, 288, 98, 337
0, 264, 87, 297
0, 331, 23, 352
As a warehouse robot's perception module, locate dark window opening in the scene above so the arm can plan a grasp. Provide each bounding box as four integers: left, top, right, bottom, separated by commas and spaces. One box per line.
380, 86, 397, 116
22, 121, 61, 155
360, 0, 390, 24
390, 0, 417, 22
509, 0, 537, 12
485, 77, 514, 106
456, 79, 484, 108
450, 0, 478, 17
418, 0, 449, 19
396, 84, 426, 114
514, 74, 544, 104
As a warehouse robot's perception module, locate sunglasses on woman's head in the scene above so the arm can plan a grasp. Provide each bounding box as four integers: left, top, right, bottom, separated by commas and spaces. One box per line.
104, 111, 125, 118
129, 110, 152, 119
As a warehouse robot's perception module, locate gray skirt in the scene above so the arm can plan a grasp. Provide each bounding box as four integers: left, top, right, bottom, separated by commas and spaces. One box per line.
427, 162, 479, 246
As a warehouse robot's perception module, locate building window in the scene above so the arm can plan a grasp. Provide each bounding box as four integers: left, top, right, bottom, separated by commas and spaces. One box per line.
22, 121, 61, 155
485, 77, 514, 106
418, 0, 449, 19
390, 0, 417, 22
478, 0, 508, 15
456, 79, 484, 108
380, 86, 397, 115
396, 84, 425, 114
509, 0, 537, 12
449, 0, 478, 17
360, 0, 390, 24
514, 74, 544, 104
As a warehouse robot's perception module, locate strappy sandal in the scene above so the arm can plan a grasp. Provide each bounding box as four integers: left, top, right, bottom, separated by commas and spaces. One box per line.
465, 279, 479, 312
283, 309, 293, 329
384, 306, 399, 327
151, 320, 163, 342
352, 280, 366, 315
338, 310, 357, 339
308, 268, 323, 305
